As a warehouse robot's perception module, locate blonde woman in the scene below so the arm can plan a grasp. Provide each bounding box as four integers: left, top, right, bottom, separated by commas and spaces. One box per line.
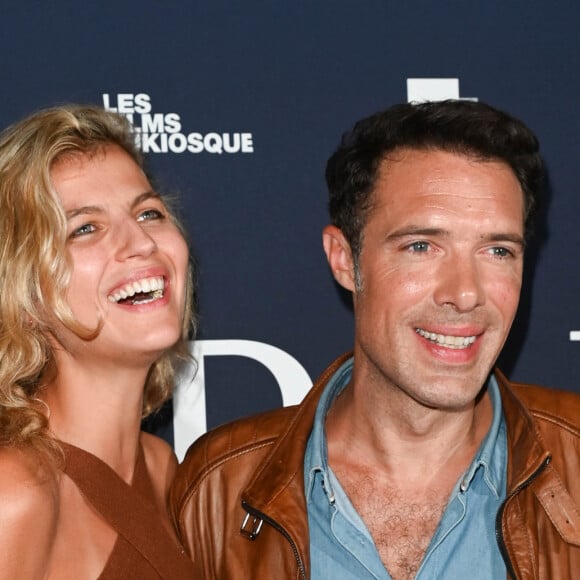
0, 105, 198, 578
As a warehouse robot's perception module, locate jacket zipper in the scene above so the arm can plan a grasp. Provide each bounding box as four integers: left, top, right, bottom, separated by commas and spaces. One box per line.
241, 500, 307, 580
495, 455, 551, 579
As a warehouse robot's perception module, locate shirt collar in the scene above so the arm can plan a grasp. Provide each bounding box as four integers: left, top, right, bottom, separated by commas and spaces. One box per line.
305, 356, 353, 500
457, 373, 505, 497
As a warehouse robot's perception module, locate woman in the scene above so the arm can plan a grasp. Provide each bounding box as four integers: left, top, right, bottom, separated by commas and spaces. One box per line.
0, 105, 198, 578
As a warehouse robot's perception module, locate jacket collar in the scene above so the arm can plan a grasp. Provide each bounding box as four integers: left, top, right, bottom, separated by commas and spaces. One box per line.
494, 369, 551, 492
242, 353, 351, 514
495, 371, 580, 546
241, 354, 352, 578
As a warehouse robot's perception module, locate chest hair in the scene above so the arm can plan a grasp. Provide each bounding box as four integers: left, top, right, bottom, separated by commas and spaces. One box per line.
335, 468, 451, 580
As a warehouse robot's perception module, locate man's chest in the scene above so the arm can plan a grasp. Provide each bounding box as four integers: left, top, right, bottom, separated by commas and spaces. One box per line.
337, 472, 450, 580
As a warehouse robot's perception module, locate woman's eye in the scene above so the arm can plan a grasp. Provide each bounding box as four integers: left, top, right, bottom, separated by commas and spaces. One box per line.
70, 223, 96, 237
137, 209, 165, 222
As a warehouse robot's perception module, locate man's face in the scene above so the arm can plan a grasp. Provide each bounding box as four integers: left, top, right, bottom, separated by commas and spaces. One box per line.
324, 148, 525, 411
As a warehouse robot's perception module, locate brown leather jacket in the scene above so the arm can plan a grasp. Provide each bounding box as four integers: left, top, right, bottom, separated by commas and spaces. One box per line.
170, 354, 580, 579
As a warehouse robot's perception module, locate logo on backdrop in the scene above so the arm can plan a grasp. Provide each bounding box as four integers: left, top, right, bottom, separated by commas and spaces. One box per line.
406, 78, 477, 103
102, 93, 254, 155
172, 340, 313, 461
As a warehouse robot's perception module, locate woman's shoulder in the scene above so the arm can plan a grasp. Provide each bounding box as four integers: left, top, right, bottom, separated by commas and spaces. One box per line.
0, 447, 59, 578
0, 445, 59, 510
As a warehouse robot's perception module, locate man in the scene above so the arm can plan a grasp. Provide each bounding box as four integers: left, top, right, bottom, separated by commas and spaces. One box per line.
170, 100, 580, 579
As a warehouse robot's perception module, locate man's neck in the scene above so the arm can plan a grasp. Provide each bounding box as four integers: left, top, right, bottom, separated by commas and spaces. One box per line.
325, 378, 493, 487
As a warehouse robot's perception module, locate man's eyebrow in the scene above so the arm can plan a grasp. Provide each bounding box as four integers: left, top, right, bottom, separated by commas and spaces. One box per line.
386, 227, 525, 247
386, 227, 448, 241
65, 191, 161, 219
484, 232, 526, 248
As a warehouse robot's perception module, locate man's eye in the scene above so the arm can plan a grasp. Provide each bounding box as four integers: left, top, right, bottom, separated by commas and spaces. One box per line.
137, 209, 165, 222
70, 223, 96, 237
490, 247, 513, 258
407, 241, 430, 253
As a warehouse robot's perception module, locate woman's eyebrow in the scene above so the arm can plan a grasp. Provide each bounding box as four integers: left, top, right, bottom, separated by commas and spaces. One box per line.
65, 205, 103, 219
130, 191, 162, 209
65, 192, 162, 219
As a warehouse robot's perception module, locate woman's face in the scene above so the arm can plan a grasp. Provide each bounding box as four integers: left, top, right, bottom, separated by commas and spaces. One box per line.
50, 144, 189, 367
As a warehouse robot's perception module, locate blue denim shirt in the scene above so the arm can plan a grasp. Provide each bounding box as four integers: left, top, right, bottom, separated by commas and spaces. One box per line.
304, 358, 507, 579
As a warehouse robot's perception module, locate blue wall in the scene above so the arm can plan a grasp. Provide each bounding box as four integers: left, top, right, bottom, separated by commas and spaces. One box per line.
2, 1, 579, 453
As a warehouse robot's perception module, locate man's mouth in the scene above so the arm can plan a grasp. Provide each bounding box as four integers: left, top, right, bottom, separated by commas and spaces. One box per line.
107, 276, 165, 305
415, 328, 476, 349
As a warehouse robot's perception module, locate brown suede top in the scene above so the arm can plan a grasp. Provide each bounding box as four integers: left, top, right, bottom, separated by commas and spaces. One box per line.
62, 441, 197, 579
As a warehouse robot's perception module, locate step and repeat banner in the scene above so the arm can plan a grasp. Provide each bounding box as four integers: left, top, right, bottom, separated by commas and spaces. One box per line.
2, 2, 579, 457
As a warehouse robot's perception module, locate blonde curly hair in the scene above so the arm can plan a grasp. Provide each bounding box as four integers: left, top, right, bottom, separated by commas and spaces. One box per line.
0, 104, 196, 463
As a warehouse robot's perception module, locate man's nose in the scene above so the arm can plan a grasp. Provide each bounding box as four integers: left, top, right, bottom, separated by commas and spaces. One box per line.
432, 254, 485, 312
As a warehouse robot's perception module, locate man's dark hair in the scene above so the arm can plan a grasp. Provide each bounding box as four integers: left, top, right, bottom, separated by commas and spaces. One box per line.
325, 99, 544, 259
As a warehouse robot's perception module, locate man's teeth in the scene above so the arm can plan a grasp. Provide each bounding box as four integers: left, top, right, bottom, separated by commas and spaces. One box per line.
108, 276, 165, 303
415, 328, 476, 349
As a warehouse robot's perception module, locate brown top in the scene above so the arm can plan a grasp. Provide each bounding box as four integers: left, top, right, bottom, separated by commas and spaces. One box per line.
61, 441, 198, 579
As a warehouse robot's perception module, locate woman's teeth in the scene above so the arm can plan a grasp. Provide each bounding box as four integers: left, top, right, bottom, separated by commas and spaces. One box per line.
108, 276, 165, 304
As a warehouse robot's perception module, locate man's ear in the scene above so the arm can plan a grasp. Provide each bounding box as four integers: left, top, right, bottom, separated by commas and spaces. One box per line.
322, 225, 356, 292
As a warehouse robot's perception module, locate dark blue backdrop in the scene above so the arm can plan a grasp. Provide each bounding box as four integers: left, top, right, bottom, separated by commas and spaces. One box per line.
2, 1, 579, 456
